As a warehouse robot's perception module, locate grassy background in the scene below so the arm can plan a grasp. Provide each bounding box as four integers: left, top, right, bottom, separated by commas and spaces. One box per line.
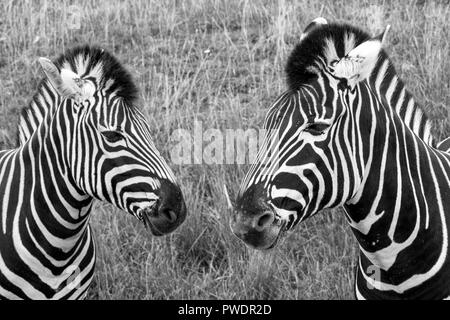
0, 0, 449, 299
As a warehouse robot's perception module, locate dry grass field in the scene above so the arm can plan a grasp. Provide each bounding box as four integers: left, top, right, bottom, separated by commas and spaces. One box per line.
0, 0, 449, 299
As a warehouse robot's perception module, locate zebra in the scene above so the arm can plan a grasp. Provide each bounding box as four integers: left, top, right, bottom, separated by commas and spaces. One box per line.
231, 18, 450, 299
0, 45, 186, 299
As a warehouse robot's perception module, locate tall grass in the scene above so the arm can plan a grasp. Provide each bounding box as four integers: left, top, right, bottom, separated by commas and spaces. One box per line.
0, 0, 449, 299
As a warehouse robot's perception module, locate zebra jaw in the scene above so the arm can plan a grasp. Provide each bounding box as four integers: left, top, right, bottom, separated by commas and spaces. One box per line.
136, 203, 159, 230
264, 219, 287, 250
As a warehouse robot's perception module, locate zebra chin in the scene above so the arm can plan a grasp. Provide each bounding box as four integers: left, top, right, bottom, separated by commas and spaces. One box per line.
132, 181, 187, 236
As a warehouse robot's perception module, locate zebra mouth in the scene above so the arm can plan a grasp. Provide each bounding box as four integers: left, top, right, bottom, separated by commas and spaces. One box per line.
264, 219, 287, 250
137, 202, 164, 236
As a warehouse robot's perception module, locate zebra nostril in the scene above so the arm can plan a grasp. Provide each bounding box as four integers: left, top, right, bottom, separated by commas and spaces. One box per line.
255, 211, 275, 231
159, 207, 177, 224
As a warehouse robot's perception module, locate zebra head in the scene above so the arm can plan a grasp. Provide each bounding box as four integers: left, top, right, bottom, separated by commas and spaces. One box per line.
36, 47, 186, 236
232, 19, 391, 249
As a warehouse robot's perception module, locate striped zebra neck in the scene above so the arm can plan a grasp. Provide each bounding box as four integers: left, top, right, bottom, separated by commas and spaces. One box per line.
0, 105, 96, 299
368, 53, 434, 146
343, 86, 450, 298
17, 80, 59, 146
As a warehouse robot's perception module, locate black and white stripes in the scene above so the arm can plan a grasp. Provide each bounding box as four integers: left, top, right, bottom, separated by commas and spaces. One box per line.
0, 46, 186, 299
232, 19, 450, 299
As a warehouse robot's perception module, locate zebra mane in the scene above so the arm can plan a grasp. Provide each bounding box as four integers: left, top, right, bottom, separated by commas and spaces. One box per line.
17, 45, 138, 145
286, 23, 373, 88
285, 22, 434, 145
50, 45, 138, 104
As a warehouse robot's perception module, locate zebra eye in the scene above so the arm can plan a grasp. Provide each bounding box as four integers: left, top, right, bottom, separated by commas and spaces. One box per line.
304, 122, 330, 135
101, 130, 125, 143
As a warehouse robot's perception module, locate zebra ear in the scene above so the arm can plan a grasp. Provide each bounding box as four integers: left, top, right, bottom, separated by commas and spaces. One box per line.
300, 17, 328, 41
38, 57, 83, 99
332, 25, 390, 88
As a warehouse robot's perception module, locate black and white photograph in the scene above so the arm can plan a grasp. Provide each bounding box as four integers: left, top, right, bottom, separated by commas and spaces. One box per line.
0, 0, 449, 304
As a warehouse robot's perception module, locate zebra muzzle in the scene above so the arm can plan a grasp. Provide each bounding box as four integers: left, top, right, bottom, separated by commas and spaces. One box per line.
137, 197, 184, 236
138, 202, 159, 230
